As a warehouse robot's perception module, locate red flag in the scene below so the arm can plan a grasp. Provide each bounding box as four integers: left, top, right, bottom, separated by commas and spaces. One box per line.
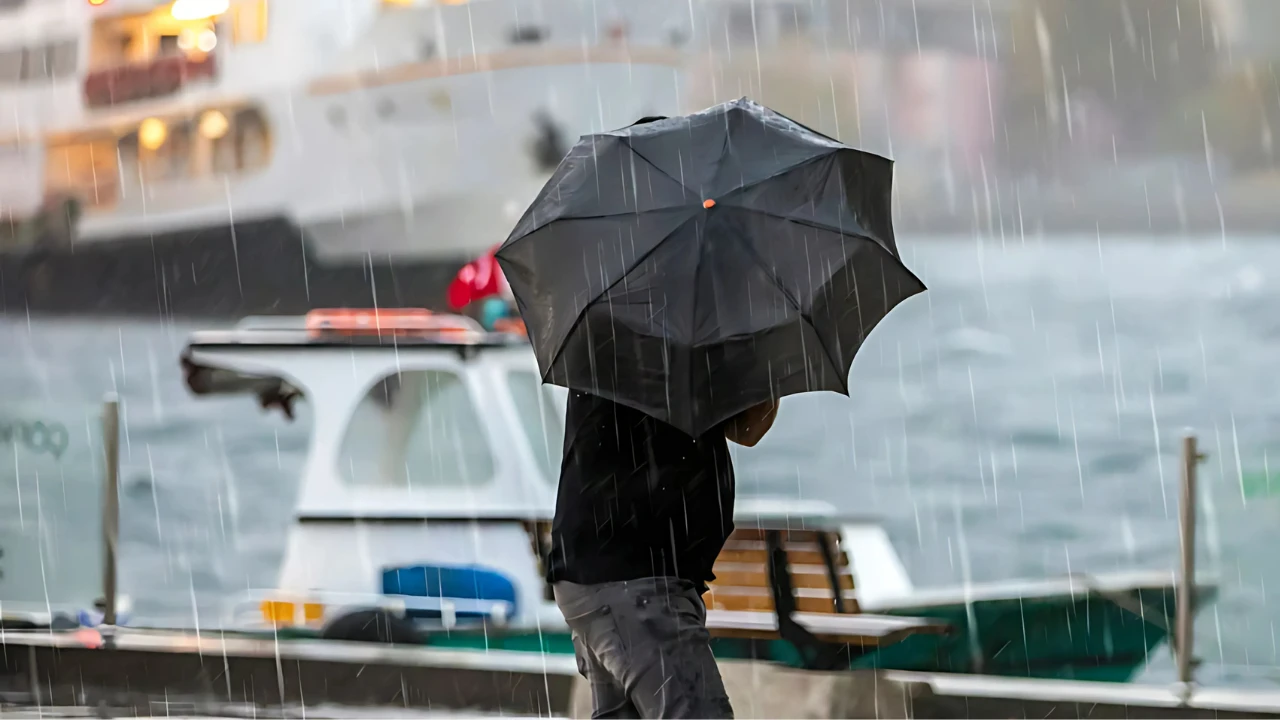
447, 244, 507, 310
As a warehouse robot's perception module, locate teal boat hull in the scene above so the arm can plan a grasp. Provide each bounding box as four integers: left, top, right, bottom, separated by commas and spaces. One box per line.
866, 585, 1213, 681
409, 584, 1215, 682
256, 582, 1215, 682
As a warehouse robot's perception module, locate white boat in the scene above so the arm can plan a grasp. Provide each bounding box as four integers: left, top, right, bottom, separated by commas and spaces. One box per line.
175, 307, 1214, 682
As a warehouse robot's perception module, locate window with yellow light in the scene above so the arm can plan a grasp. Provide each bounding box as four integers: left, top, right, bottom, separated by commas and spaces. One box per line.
229, 0, 268, 45
44, 104, 272, 210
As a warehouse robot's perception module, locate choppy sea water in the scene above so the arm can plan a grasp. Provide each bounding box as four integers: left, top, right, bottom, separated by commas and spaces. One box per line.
1, 237, 1279, 688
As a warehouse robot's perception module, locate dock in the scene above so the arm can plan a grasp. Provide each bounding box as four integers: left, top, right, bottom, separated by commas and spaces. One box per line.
0, 626, 1279, 718
0, 628, 578, 717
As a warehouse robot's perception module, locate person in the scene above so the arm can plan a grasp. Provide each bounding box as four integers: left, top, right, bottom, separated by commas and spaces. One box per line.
547, 393, 778, 719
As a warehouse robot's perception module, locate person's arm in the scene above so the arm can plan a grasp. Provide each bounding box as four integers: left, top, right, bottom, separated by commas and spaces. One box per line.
724, 400, 778, 447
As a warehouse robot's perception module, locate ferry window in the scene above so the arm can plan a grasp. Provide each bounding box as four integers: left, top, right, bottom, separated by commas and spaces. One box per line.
338, 371, 496, 489
509, 25, 547, 45
507, 371, 563, 483
0, 48, 21, 83
44, 136, 119, 210
233, 108, 270, 171
20, 46, 49, 80
158, 34, 182, 57
211, 118, 238, 173
50, 41, 78, 78
7, 42, 76, 82
230, 0, 269, 45
140, 119, 193, 182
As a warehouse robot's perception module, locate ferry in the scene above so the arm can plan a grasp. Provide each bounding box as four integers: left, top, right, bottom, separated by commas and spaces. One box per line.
0, 0, 972, 321
2, 0, 1275, 322
0, 0, 696, 318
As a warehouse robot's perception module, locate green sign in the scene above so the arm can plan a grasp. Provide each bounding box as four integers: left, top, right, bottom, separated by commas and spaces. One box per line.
0, 419, 70, 460
1242, 469, 1280, 500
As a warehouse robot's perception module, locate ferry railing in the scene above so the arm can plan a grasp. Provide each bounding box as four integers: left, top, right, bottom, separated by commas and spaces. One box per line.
101, 394, 120, 628
1175, 432, 1201, 697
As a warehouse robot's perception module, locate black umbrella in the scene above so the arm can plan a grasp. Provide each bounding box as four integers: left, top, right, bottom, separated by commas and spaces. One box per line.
495, 98, 925, 437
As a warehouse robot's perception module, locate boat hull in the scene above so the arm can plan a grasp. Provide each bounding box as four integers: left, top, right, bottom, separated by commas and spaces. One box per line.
368, 584, 1216, 682
5, 627, 1278, 718
0, 217, 468, 319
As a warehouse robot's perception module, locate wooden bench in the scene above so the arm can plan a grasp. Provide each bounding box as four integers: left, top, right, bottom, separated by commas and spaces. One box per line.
703, 524, 950, 669
525, 517, 950, 670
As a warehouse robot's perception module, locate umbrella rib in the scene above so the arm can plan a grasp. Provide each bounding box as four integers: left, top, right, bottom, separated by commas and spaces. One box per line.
727, 205, 902, 260
539, 213, 700, 385
722, 219, 854, 396
713, 150, 838, 209
801, 313, 850, 395
499, 206, 692, 262
734, 205, 928, 300
714, 238, 849, 396
619, 137, 694, 198
729, 206, 922, 394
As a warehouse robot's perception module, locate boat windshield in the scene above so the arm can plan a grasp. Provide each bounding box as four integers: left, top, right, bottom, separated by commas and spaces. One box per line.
336, 370, 495, 490
506, 370, 564, 483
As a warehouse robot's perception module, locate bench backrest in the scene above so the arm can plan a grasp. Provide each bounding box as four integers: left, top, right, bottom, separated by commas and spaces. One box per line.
707, 528, 859, 614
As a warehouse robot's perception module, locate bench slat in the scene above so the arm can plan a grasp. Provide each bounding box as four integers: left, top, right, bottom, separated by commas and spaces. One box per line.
709, 528, 859, 614
716, 548, 840, 566
708, 586, 858, 600
706, 591, 852, 614
706, 610, 949, 646
721, 539, 838, 553
713, 570, 855, 591
713, 561, 848, 576
728, 528, 829, 543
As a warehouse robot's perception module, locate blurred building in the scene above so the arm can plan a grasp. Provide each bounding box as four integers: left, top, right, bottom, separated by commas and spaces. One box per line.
684, 0, 1013, 205
1214, 0, 1280, 60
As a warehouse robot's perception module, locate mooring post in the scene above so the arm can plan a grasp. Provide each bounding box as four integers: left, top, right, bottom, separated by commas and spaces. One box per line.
102, 394, 120, 627
1175, 433, 1199, 696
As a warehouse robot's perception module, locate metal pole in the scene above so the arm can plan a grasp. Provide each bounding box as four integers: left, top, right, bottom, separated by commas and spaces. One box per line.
1176, 433, 1198, 689
102, 394, 120, 627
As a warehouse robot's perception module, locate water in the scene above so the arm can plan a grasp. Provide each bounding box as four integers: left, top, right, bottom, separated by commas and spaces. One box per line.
2, 237, 1279, 686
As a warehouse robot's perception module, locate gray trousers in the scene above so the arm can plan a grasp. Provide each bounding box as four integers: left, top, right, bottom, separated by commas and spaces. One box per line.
554, 577, 733, 719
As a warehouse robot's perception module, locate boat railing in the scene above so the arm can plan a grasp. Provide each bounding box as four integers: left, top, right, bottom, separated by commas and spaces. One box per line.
82, 52, 218, 110
226, 588, 514, 632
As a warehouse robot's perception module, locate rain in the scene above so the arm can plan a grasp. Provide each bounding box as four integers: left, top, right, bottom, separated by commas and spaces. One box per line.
0, 0, 1278, 717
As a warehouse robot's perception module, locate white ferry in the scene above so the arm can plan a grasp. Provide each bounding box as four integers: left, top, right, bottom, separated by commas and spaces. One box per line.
0, 0, 1069, 320
0, 0, 696, 317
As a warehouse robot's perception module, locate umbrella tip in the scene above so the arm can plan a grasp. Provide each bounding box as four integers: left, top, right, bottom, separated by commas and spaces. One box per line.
702, 199, 716, 209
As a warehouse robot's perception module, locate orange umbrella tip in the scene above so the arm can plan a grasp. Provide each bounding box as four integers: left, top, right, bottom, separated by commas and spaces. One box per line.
702, 198, 716, 209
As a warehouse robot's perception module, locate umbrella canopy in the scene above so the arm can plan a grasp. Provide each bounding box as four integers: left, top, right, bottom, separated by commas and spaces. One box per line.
495, 98, 925, 437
